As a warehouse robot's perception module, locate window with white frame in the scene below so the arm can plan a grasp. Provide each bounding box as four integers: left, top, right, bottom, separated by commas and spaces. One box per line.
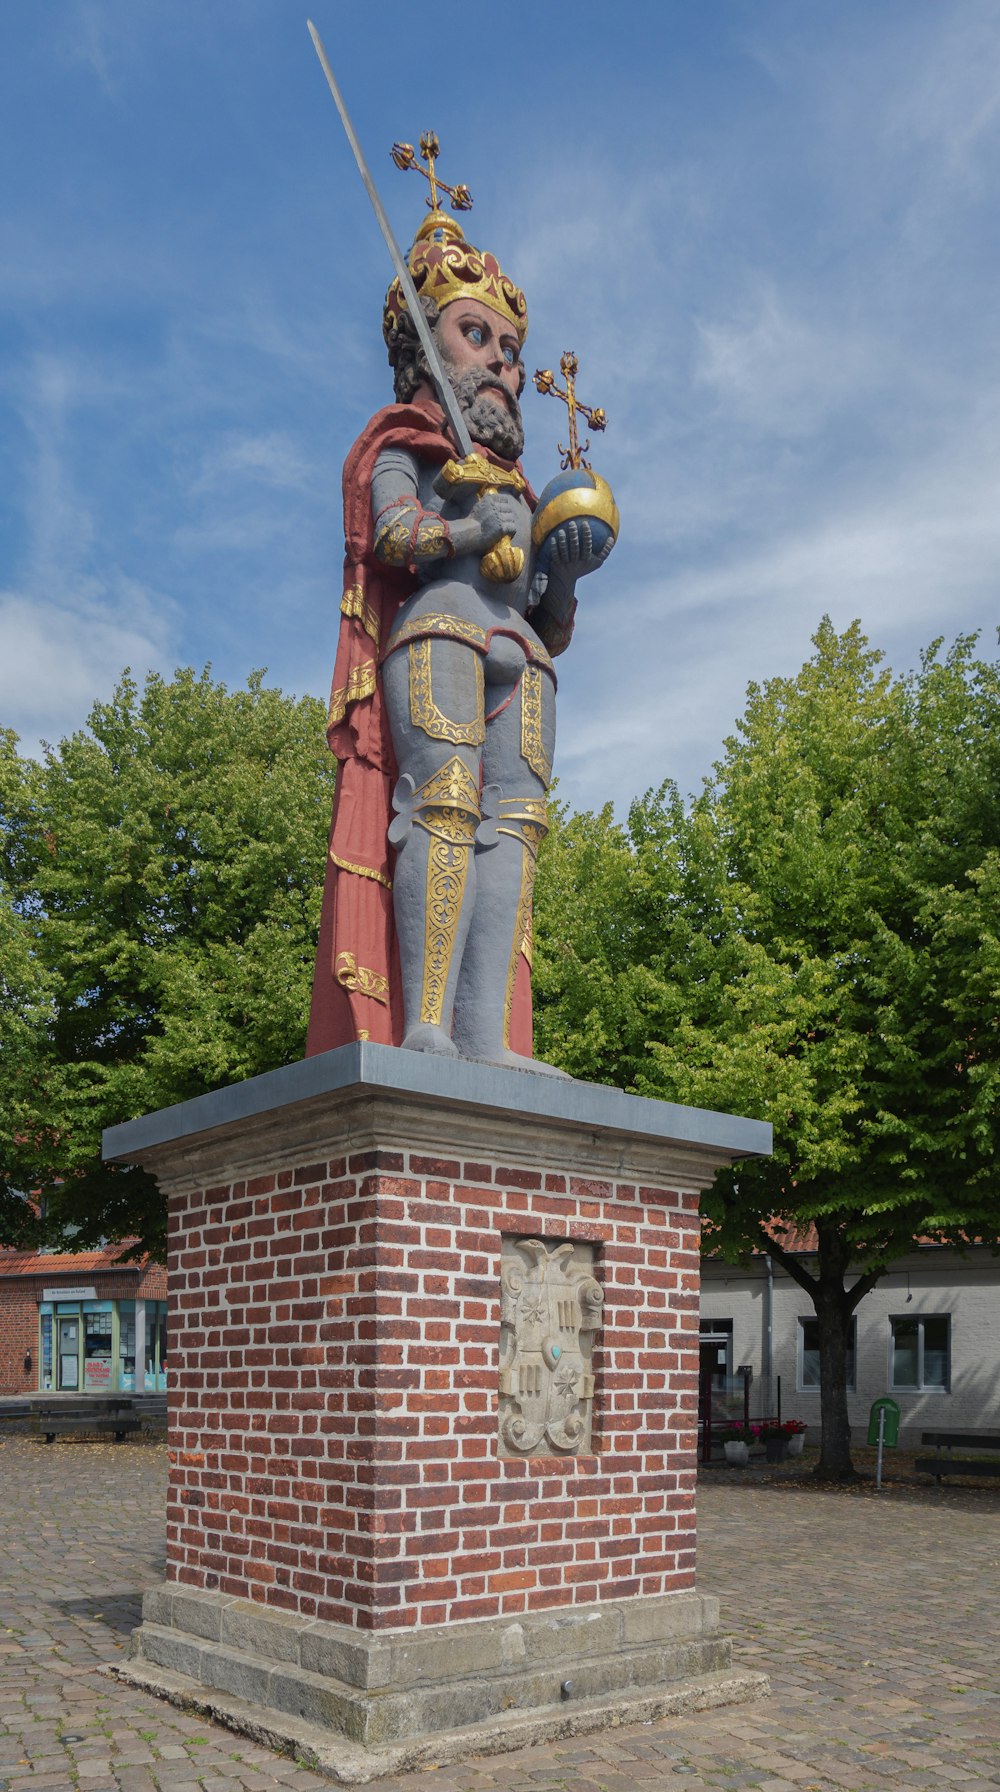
890, 1315, 950, 1391
797, 1315, 856, 1391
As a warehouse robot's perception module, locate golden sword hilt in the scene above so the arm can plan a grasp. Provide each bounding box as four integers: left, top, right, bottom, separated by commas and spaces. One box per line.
437, 453, 526, 583
534, 352, 607, 471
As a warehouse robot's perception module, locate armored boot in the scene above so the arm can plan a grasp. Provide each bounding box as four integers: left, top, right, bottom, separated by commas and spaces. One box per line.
388, 755, 481, 1054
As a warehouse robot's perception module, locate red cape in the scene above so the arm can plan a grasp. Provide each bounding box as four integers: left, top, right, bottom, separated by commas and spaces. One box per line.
305, 401, 535, 1057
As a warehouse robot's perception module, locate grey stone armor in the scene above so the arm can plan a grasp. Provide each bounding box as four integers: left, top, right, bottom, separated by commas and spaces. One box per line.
373, 446, 577, 1069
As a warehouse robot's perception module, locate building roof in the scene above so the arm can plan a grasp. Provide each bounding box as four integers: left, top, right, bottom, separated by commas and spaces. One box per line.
0, 1243, 147, 1278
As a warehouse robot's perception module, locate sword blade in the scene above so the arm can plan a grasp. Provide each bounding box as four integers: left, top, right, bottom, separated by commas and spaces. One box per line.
306, 21, 473, 458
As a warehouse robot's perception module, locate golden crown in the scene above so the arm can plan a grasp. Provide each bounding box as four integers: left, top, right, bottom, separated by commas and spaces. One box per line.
382, 134, 527, 347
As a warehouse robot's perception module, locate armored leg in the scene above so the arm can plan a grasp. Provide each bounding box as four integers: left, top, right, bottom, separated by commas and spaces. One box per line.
452, 661, 562, 1069
382, 639, 484, 1054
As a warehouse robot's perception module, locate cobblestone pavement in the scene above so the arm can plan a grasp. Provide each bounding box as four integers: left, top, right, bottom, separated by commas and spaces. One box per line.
0, 1435, 997, 1792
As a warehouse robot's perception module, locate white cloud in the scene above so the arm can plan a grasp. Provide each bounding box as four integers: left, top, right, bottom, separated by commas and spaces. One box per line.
190, 430, 313, 496
693, 288, 887, 438
0, 581, 175, 753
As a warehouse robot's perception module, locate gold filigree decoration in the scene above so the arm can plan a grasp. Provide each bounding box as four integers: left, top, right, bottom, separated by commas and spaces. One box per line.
387, 613, 488, 655
407, 758, 479, 1025
374, 511, 412, 567
329, 851, 393, 891
409, 638, 485, 745
328, 662, 377, 728
496, 796, 549, 859
520, 906, 533, 968
335, 951, 389, 1005
414, 516, 450, 557
412, 755, 481, 813
411, 755, 481, 844
519, 664, 552, 783
420, 832, 473, 1026
340, 584, 380, 645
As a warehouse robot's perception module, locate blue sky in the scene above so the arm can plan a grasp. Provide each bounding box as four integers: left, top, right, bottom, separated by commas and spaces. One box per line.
3, 1, 1000, 815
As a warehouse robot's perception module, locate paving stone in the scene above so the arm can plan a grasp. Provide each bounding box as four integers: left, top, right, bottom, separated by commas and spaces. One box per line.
1, 1436, 999, 1789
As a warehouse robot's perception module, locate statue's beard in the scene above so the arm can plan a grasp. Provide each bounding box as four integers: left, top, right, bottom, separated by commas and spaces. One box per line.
443, 362, 525, 462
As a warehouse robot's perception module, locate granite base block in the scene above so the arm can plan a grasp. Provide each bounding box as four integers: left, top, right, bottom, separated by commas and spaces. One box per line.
129, 1584, 746, 1750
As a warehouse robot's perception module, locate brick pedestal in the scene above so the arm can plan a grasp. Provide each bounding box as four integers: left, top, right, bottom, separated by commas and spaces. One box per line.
104, 1045, 770, 1777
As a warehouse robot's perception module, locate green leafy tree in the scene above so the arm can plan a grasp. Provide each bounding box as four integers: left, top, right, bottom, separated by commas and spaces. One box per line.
535, 623, 1000, 1478
0, 669, 334, 1261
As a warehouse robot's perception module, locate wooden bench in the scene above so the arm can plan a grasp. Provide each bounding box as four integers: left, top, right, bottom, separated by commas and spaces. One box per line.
33, 1400, 141, 1444
915, 1431, 1000, 1482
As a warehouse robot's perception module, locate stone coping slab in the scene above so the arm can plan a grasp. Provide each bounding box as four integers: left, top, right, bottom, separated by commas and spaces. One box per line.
103, 1039, 770, 1167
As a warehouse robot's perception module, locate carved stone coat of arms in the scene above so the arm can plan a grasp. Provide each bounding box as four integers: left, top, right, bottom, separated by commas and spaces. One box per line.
499, 1237, 604, 1456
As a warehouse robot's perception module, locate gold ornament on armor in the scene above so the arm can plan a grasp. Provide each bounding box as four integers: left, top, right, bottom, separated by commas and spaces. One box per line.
374, 510, 412, 567
412, 758, 480, 1029
388, 613, 488, 655
409, 638, 485, 745
520, 664, 552, 784
410, 755, 481, 841
496, 797, 549, 858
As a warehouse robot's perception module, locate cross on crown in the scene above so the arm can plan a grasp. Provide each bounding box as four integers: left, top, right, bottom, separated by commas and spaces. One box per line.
390, 132, 473, 217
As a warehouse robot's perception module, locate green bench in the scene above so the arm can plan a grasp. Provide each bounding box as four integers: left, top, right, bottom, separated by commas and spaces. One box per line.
915, 1431, 1000, 1482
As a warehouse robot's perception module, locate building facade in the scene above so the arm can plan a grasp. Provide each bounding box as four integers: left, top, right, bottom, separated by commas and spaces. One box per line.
0, 1245, 167, 1397
700, 1242, 1000, 1447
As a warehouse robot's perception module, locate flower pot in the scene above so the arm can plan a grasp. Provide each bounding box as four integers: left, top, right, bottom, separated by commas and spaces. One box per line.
786, 1431, 805, 1457
723, 1440, 749, 1466
764, 1433, 787, 1463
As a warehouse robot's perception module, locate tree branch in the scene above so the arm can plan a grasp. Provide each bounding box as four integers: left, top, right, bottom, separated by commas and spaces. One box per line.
756, 1226, 818, 1298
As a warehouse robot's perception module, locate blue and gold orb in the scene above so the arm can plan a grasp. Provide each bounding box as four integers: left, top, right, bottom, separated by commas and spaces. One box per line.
531, 467, 619, 575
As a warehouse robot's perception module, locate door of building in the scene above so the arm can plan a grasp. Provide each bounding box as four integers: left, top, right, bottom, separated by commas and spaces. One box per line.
57, 1317, 80, 1389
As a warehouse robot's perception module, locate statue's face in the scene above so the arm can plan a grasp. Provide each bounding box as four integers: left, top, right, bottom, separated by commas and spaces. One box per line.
435, 298, 522, 408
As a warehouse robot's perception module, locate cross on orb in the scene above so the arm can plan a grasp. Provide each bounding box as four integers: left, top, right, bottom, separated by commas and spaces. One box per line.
533, 352, 607, 471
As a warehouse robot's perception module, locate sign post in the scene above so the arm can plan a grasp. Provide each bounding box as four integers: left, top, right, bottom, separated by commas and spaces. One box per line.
867, 1397, 901, 1490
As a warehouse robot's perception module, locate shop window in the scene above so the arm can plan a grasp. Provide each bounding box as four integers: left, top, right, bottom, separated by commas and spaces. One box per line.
83, 1304, 114, 1391
890, 1315, 950, 1391
798, 1316, 857, 1391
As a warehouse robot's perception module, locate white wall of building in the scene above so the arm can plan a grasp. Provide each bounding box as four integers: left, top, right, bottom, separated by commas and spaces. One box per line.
700, 1246, 1000, 1448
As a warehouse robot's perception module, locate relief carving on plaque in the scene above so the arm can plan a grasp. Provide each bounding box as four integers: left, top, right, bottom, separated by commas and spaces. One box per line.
499, 1236, 604, 1457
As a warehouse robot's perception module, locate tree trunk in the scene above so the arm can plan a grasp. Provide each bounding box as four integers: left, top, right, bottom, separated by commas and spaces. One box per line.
759, 1217, 886, 1483
812, 1220, 856, 1480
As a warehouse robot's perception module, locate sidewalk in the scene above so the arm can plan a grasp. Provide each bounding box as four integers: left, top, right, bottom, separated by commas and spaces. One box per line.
0, 1434, 997, 1791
